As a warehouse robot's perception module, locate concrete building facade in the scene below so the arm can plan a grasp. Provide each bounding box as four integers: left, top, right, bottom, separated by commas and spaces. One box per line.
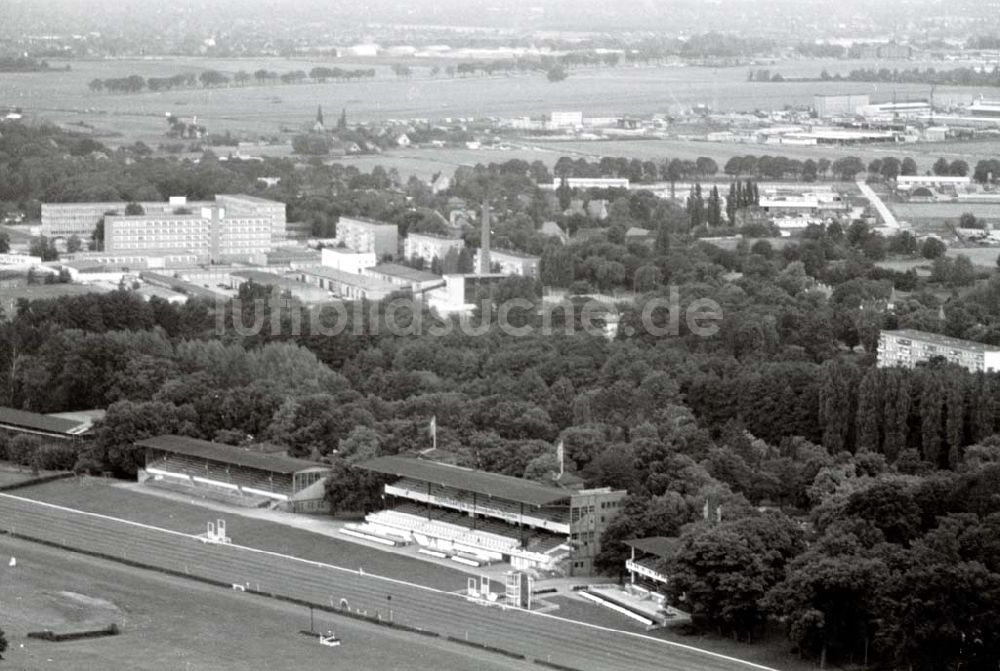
335, 217, 399, 258
475, 248, 540, 278
403, 233, 464, 266
877, 329, 1000, 373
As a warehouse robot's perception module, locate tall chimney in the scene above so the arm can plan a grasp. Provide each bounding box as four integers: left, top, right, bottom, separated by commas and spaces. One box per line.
479, 201, 491, 275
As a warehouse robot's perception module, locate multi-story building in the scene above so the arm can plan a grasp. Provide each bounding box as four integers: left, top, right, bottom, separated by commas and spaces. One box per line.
104, 205, 273, 262
216, 194, 288, 244
42, 195, 287, 244
41, 197, 212, 239
877, 329, 1000, 373
813, 94, 871, 119
403, 233, 465, 266
475, 248, 540, 278
548, 111, 584, 129
335, 217, 398, 258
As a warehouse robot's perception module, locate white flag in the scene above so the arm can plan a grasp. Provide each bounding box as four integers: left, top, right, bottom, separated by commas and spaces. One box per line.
429, 416, 437, 448
556, 440, 564, 477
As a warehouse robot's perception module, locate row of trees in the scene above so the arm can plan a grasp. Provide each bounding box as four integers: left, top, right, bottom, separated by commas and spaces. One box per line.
843, 65, 1000, 87
88, 67, 377, 93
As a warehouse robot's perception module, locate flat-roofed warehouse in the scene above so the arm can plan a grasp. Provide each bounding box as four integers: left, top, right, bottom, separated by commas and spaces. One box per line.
354, 455, 625, 575
138, 435, 331, 512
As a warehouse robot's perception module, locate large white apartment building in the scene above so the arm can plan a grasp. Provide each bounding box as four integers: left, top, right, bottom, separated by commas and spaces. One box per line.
41, 195, 287, 244
877, 329, 1000, 373
104, 205, 273, 262
335, 217, 399, 258
403, 233, 464, 266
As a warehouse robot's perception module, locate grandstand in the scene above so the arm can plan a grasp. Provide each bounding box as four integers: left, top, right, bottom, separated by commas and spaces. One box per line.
0, 406, 97, 440
137, 435, 331, 513
356, 456, 626, 576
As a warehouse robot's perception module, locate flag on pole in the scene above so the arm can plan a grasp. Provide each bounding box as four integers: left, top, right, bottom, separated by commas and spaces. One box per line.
556, 440, 564, 477
429, 416, 437, 450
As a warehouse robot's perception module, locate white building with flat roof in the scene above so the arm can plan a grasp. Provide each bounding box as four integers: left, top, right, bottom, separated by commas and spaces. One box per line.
321, 247, 377, 275
548, 111, 583, 129
896, 175, 971, 190
104, 205, 273, 262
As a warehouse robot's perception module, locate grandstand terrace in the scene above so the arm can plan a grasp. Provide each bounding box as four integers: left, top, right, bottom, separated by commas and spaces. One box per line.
137, 435, 330, 513
0, 406, 96, 440
357, 456, 625, 575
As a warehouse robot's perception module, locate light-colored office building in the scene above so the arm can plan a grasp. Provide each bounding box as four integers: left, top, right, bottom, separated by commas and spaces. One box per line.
41, 197, 212, 239
104, 205, 273, 262
403, 233, 465, 266
216, 194, 288, 244
475, 248, 540, 278
335, 217, 399, 258
877, 329, 1000, 373
42, 195, 286, 244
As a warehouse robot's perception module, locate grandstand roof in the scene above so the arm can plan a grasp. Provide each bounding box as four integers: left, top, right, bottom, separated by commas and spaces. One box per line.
624, 536, 680, 559
0, 406, 92, 436
138, 435, 328, 475
357, 456, 572, 507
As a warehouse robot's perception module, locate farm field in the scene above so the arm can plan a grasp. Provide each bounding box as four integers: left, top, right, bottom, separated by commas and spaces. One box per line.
5, 55, 1000, 151
889, 201, 1000, 223
0, 536, 529, 671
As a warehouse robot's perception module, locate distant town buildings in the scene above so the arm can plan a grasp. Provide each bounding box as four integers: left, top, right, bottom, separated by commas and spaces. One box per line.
813, 94, 871, 119
877, 329, 1000, 373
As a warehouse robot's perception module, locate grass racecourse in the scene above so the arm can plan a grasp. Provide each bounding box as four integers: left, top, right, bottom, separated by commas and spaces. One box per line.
2, 477, 812, 671
0, 536, 530, 671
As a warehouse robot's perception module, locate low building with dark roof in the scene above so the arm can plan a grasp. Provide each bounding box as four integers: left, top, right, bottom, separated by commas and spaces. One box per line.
138, 434, 331, 513
0, 406, 97, 439
363, 263, 444, 292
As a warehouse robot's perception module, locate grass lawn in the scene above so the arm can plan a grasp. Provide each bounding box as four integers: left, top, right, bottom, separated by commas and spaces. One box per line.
17, 477, 469, 592
543, 595, 814, 671
0, 536, 531, 671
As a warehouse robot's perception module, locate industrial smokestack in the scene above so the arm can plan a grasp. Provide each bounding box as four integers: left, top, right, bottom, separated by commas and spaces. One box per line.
479, 201, 491, 275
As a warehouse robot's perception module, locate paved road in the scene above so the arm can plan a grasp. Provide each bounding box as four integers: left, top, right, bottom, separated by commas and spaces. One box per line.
0, 493, 782, 671
856, 179, 901, 230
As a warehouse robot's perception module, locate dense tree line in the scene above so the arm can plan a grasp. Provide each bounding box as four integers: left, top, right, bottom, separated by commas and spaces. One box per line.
836, 65, 1000, 87
88, 67, 376, 93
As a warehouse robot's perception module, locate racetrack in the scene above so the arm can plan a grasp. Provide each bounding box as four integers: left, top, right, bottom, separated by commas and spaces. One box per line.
0, 493, 783, 671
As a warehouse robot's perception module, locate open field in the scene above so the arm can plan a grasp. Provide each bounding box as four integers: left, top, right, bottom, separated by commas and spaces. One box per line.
890, 201, 1000, 223
324, 136, 1000, 183
5, 55, 999, 151
0, 536, 530, 671
947, 246, 1000, 268
9, 479, 810, 670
